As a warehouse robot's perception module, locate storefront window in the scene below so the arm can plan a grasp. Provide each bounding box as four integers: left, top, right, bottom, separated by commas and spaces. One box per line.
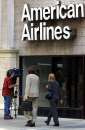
22, 56, 84, 109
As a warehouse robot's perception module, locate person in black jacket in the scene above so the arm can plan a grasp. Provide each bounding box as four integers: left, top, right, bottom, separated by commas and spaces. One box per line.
45, 73, 61, 126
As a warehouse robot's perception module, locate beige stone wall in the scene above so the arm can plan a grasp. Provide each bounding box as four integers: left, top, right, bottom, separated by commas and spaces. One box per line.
0, 50, 19, 109
14, 0, 85, 56
0, 0, 19, 108
0, 0, 1, 47
14, 0, 85, 107
0, 0, 15, 49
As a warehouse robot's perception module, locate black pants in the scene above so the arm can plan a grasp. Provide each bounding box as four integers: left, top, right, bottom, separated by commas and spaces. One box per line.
47, 99, 59, 125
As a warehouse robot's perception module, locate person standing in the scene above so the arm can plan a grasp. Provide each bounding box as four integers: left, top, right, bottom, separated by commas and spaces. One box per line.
24, 67, 40, 127
45, 73, 61, 126
2, 70, 15, 119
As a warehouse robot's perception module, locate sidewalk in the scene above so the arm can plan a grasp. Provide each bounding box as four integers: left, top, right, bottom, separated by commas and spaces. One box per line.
0, 110, 85, 130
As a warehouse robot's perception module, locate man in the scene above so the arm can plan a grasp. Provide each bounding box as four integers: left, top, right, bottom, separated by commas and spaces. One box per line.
2, 70, 15, 119
24, 67, 40, 127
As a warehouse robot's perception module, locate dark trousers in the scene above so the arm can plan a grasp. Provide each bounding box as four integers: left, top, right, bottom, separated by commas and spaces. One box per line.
47, 99, 59, 124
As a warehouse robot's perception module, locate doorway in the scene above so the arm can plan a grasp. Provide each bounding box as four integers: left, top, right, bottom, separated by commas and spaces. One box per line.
19, 56, 85, 118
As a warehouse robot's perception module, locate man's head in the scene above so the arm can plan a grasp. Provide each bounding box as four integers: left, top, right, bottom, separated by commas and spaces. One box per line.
6, 70, 12, 77
28, 66, 35, 74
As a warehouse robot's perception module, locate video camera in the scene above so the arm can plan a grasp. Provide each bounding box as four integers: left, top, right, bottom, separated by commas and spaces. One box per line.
8, 68, 22, 83
9, 68, 22, 77
8, 68, 22, 98
7, 68, 22, 118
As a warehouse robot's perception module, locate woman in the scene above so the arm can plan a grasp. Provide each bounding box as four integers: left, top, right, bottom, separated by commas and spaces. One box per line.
45, 73, 60, 126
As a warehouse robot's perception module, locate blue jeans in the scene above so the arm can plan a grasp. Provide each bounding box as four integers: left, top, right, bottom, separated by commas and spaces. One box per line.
4, 96, 12, 116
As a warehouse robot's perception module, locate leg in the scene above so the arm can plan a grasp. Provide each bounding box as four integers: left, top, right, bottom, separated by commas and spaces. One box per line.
45, 108, 52, 125
50, 100, 59, 126
4, 96, 13, 119
4, 96, 11, 115
24, 111, 32, 121
24, 111, 32, 126
25, 98, 38, 127
32, 98, 38, 123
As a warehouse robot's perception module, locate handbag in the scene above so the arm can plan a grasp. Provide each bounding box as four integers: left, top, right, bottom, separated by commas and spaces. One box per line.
45, 92, 53, 100
21, 100, 32, 111
21, 79, 33, 111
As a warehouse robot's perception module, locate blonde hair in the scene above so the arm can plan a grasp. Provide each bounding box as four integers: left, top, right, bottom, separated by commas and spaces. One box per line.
48, 73, 56, 81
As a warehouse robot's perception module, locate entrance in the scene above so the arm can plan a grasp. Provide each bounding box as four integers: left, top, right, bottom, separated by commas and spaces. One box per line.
19, 56, 85, 118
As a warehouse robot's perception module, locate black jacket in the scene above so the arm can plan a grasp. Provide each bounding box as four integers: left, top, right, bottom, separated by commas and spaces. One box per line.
48, 80, 61, 100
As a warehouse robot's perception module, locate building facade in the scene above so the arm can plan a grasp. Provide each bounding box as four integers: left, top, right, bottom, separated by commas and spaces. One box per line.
0, 0, 85, 118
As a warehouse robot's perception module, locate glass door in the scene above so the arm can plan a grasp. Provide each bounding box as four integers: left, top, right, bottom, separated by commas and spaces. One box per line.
51, 57, 84, 111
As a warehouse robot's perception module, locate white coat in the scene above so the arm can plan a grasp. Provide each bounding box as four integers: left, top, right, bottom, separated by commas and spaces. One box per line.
24, 74, 40, 98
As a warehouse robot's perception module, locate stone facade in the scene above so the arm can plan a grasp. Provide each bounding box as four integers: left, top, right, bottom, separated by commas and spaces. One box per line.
0, 0, 18, 108
0, 50, 19, 108
14, 0, 85, 56
14, 0, 85, 108
0, 0, 85, 108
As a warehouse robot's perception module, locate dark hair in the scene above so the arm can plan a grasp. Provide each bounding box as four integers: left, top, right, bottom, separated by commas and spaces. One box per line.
7, 70, 12, 77
28, 66, 35, 74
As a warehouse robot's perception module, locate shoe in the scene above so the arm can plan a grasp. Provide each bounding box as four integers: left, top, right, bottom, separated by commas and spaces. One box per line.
25, 122, 35, 127
25, 120, 32, 126
9, 115, 13, 119
54, 123, 59, 126
4, 115, 13, 120
29, 122, 35, 127
27, 120, 32, 124
45, 120, 49, 126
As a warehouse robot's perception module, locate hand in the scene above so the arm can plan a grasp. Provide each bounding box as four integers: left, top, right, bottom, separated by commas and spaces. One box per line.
46, 85, 48, 89
60, 99, 63, 104
23, 95, 28, 101
11, 73, 15, 78
15, 84, 18, 88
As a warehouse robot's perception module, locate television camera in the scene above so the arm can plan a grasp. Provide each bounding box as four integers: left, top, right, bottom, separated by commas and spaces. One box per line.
8, 68, 22, 118
8, 68, 22, 98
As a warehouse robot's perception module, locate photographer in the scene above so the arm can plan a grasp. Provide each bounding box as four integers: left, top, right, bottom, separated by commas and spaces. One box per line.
2, 70, 16, 119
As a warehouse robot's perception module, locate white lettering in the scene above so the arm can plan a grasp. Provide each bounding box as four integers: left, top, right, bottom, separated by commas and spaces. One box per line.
76, 4, 84, 18
43, 7, 50, 20
34, 26, 40, 40
50, 6, 56, 19
55, 26, 62, 40
60, 4, 67, 19
22, 23, 31, 40
68, 4, 75, 19
63, 26, 71, 39
21, 4, 31, 22
31, 7, 43, 21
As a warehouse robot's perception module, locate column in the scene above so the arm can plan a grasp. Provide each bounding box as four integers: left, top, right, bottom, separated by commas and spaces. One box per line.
0, 0, 2, 48
0, 50, 19, 109
1, 0, 15, 49
0, 0, 18, 109
7, 0, 15, 48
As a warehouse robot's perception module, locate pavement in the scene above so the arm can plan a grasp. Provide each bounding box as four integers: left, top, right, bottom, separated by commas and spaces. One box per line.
0, 110, 85, 130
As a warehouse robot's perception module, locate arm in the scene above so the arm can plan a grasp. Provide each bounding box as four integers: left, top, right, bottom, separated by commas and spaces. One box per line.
9, 78, 18, 88
24, 75, 30, 99
8, 78, 16, 88
9, 84, 15, 88
57, 83, 63, 104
